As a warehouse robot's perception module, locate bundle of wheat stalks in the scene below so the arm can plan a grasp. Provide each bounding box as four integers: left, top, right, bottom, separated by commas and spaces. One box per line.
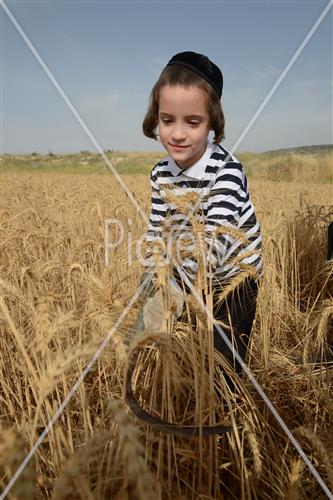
0, 173, 332, 499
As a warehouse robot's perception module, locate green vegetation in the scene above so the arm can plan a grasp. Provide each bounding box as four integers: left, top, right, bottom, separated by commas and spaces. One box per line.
1, 145, 332, 183
261, 143, 333, 157
238, 149, 333, 183
0, 150, 162, 176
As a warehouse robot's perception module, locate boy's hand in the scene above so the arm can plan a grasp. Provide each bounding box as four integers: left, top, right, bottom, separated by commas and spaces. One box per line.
142, 278, 185, 332
143, 288, 164, 332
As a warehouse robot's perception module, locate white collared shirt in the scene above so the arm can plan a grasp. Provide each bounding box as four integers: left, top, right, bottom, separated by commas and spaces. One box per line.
167, 140, 215, 179
144, 140, 264, 285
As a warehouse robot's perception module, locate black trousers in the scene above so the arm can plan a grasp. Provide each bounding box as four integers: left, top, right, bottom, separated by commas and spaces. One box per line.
210, 277, 259, 375
173, 268, 259, 375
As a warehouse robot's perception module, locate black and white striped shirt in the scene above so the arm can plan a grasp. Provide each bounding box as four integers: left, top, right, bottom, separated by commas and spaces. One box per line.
144, 140, 264, 287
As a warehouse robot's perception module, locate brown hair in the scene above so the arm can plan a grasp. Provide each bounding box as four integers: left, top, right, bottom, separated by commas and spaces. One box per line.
142, 65, 225, 144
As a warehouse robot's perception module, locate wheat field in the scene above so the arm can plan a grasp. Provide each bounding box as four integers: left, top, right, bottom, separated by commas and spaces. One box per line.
0, 152, 332, 499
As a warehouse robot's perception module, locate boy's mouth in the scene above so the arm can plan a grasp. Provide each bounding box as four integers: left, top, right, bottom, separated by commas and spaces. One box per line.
169, 144, 190, 150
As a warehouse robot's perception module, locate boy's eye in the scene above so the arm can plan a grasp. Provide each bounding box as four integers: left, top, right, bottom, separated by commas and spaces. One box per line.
161, 119, 200, 126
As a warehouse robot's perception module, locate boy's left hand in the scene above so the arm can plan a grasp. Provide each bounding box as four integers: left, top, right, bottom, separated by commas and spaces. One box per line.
143, 279, 184, 332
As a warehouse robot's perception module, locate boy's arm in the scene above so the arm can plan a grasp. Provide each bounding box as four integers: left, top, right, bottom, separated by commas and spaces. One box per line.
139, 168, 173, 299
203, 161, 249, 275
161, 164, 246, 290
143, 169, 169, 270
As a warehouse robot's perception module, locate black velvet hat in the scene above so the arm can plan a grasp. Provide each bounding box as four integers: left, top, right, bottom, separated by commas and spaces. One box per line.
166, 51, 223, 99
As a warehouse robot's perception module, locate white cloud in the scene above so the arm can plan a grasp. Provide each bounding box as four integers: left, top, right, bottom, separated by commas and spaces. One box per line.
248, 64, 280, 82
281, 78, 325, 98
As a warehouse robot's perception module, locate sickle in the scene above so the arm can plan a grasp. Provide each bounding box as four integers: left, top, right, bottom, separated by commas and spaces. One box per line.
125, 344, 232, 438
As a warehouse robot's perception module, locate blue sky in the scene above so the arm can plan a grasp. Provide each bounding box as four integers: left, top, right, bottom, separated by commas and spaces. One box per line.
1, 0, 332, 154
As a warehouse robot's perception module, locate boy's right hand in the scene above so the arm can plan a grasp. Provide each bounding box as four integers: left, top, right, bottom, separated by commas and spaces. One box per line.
142, 288, 164, 332
143, 279, 184, 332
131, 274, 185, 335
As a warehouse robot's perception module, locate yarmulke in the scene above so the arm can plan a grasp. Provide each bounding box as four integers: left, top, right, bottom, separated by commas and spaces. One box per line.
166, 51, 223, 99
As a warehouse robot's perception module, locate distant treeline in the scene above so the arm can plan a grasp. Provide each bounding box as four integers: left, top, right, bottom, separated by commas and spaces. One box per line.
1, 145, 332, 183
261, 144, 333, 157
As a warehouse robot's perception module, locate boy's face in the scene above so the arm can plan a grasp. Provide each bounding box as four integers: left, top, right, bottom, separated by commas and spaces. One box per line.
158, 84, 211, 169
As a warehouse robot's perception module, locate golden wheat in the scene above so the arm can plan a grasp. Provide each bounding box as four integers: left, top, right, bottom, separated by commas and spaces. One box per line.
0, 166, 332, 498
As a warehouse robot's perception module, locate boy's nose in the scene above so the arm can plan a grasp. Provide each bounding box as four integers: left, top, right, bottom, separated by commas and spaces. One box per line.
171, 126, 186, 141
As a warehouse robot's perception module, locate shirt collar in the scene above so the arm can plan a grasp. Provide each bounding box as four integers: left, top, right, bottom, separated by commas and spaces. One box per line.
168, 140, 215, 180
